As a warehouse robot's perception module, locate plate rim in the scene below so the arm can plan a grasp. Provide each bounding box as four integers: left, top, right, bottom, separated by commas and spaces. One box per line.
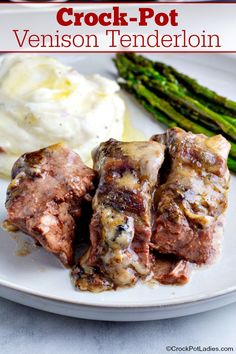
0, 52, 236, 315
0, 276, 236, 309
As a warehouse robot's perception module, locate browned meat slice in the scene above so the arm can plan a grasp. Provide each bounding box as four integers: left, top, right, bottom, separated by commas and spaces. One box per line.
151, 128, 230, 265
6, 144, 96, 266
150, 253, 191, 285
72, 139, 165, 292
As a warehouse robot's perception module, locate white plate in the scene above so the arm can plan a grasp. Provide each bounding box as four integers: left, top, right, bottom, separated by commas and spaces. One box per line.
0, 53, 236, 321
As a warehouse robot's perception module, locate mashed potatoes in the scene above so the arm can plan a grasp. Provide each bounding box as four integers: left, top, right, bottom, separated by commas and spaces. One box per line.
0, 54, 125, 176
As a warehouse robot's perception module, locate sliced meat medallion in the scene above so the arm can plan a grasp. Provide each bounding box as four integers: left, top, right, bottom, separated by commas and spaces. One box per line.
5, 144, 96, 266
151, 127, 230, 264
73, 139, 165, 292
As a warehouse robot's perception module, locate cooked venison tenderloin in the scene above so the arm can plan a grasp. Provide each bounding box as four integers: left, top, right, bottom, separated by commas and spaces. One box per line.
5, 144, 96, 266
151, 128, 230, 264
150, 253, 191, 285
73, 139, 165, 292
4, 127, 231, 291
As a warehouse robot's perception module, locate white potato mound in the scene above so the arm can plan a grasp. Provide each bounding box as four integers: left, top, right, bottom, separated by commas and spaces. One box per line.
0, 54, 125, 176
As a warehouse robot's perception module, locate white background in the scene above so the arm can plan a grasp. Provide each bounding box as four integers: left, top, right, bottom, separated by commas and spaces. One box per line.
0, 3, 235, 352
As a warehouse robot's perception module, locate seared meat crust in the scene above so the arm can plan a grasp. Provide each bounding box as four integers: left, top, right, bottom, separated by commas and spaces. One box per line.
73, 139, 165, 291
151, 128, 230, 264
6, 144, 96, 266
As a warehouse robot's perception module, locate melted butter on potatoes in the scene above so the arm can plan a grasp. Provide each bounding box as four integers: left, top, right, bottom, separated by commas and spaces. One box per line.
0, 54, 125, 176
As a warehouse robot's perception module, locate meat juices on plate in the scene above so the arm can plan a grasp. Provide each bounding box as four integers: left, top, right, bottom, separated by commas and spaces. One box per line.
151, 128, 230, 265
72, 139, 165, 292
5, 144, 96, 266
